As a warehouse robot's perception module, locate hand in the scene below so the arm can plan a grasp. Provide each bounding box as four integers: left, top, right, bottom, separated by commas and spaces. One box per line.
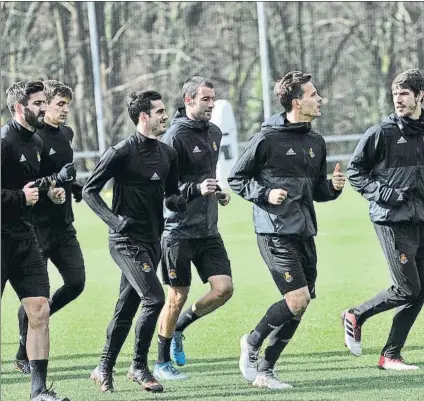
57, 163, 76, 185
199, 178, 219, 196
48, 182, 66, 204
268, 188, 288, 205
379, 185, 409, 207
72, 183, 83, 203
216, 191, 231, 206
23, 182, 39, 206
331, 163, 346, 191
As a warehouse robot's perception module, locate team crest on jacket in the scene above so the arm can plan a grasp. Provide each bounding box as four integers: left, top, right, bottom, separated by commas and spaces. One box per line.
212, 141, 218, 151
36, 152, 41, 162
284, 271, 293, 283
169, 269, 177, 279
142, 262, 151, 272
400, 253, 408, 264
308, 148, 315, 158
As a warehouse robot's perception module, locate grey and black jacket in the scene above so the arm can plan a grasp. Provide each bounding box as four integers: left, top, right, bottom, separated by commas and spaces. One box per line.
347, 112, 424, 224
161, 108, 222, 239
228, 114, 340, 238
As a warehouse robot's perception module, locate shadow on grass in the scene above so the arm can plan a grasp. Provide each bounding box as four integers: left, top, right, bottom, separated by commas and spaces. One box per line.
5, 344, 422, 364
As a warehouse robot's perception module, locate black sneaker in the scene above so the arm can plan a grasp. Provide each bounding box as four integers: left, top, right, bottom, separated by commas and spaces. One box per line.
90, 365, 114, 393
15, 358, 31, 374
128, 363, 164, 393
30, 388, 70, 401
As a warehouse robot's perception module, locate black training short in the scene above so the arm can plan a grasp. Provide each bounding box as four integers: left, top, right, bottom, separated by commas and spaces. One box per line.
1, 234, 50, 300
161, 234, 232, 286
257, 234, 317, 298
35, 224, 85, 272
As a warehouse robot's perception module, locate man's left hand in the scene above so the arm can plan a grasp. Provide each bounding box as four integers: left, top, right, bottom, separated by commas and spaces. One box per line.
216, 191, 231, 206
331, 163, 346, 191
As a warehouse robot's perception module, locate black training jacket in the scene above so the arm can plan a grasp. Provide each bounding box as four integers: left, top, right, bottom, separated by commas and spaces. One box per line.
83, 132, 181, 242
161, 108, 222, 239
1, 121, 43, 238
347, 113, 424, 224
228, 114, 341, 237
31, 123, 75, 227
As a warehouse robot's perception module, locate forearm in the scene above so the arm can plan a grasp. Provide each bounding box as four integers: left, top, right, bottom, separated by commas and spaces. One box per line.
228, 175, 270, 204
314, 179, 341, 202
82, 189, 124, 232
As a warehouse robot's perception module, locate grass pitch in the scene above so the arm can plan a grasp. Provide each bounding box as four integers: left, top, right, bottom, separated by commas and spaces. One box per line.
1, 184, 423, 401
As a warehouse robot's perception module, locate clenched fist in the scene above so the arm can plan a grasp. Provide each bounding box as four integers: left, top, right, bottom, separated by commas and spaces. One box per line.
199, 178, 219, 196
23, 182, 39, 206
48, 182, 66, 204
268, 188, 288, 205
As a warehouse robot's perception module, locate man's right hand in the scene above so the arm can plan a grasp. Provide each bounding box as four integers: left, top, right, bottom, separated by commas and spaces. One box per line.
199, 178, 219, 196
268, 188, 288, 205
23, 182, 39, 206
57, 163, 76, 185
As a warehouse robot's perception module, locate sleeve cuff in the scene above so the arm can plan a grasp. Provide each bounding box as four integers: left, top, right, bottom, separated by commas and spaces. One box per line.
262, 188, 272, 204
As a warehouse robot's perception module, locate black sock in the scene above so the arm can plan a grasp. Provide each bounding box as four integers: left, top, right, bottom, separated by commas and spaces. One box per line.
248, 299, 295, 349
29, 359, 48, 398
258, 317, 302, 372
175, 305, 200, 333
17, 305, 28, 360
157, 335, 172, 363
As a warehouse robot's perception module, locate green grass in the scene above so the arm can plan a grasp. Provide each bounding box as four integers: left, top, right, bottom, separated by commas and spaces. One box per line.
1, 184, 423, 401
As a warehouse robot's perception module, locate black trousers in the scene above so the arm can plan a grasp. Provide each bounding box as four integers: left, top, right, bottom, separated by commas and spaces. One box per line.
354, 223, 424, 357
100, 235, 164, 368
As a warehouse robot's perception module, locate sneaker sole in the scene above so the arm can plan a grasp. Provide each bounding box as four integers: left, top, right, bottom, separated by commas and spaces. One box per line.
153, 372, 188, 381
252, 379, 293, 390
128, 374, 164, 392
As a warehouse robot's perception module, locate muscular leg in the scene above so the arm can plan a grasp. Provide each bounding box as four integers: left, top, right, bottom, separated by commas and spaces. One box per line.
157, 286, 189, 363
174, 275, 233, 333
21, 297, 50, 398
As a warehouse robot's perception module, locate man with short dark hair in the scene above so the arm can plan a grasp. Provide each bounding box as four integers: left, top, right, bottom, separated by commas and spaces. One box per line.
2, 80, 73, 401
153, 76, 233, 381
343, 68, 424, 371
15, 80, 86, 375
83, 90, 186, 393
228, 71, 345, 389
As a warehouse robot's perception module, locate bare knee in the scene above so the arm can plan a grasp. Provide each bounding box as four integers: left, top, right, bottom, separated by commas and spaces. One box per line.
285, 288, 311, 316
210, 276, 234, 304
23, 297, 50, 329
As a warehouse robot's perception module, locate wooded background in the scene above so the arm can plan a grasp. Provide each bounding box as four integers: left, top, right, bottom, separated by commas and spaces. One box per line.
1, 2, 423, 158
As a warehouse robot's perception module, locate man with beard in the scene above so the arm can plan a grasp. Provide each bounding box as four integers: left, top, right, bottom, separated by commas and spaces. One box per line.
2, 80, 74, 401
15, 80, 86, 375
153, 76, 233, 381
83, 90, 186, 393
343, 68, 424, 371
228, 71, 345, 389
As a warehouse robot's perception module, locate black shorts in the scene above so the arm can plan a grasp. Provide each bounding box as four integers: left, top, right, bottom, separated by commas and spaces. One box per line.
161, 234, 232, 286
257, 234, 317, 298
1, 234, 50, 300
35, 224, 85, 272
